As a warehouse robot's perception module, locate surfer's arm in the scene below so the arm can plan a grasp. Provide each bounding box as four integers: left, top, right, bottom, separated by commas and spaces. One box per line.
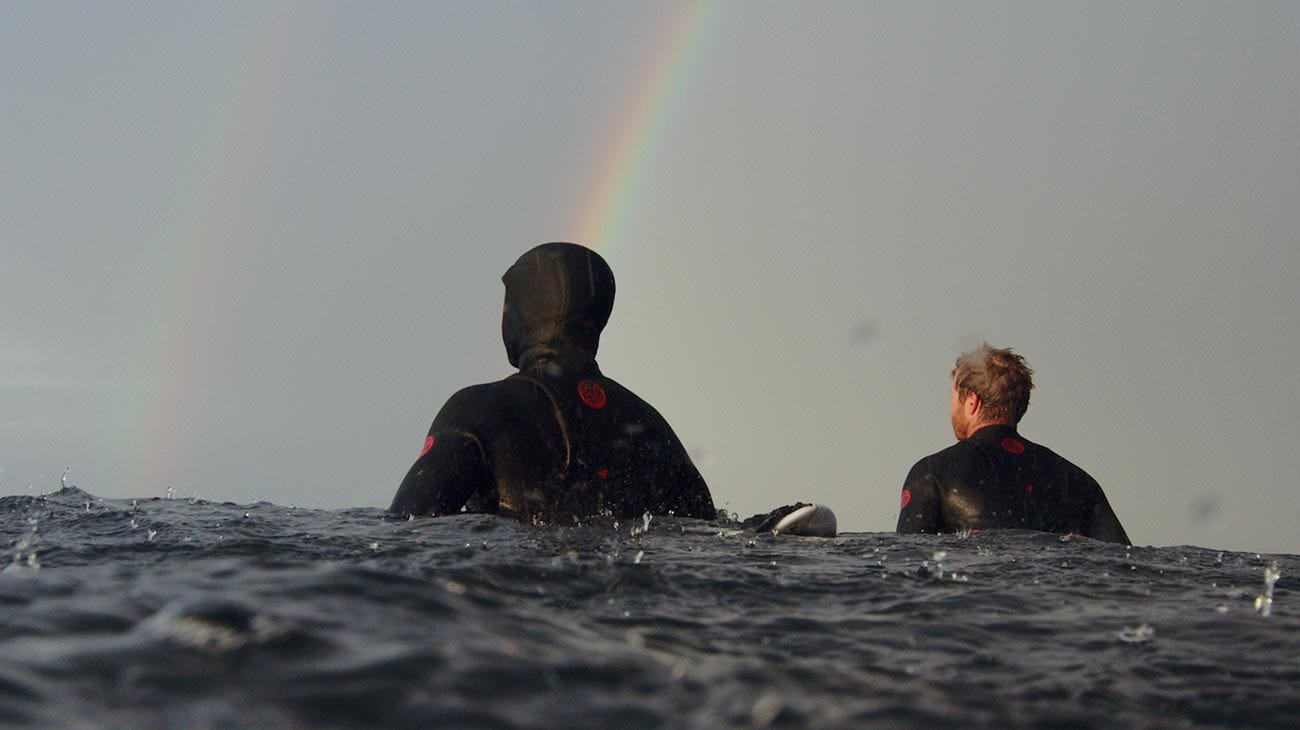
640, 408, 716, 519
388, 430, 492, 517
667, 454, 716, 519
896, 460, 943, 534
1085, 493, 1130, 545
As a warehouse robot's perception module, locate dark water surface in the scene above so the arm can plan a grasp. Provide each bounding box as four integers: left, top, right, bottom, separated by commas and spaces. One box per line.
2, 488, 1296, 728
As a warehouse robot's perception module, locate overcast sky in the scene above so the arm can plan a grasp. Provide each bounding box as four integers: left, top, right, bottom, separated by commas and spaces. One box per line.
4, 1, 1298, 553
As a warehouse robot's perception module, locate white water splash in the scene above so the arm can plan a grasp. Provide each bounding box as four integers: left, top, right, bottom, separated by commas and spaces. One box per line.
931, 550, 947, 580
1255, 562, 1281, 618
1117, 623, 1155, 643
629, 511, 653, 536
4, 537, 41, 574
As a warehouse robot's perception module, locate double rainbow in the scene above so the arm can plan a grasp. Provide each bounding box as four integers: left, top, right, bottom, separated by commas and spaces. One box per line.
130, 1, 721, 493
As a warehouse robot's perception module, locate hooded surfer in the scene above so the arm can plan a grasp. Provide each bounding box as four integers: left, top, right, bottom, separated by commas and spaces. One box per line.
389, 242, 716, 522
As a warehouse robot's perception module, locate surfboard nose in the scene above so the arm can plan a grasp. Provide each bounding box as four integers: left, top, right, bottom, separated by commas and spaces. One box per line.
772, 504, 837, 537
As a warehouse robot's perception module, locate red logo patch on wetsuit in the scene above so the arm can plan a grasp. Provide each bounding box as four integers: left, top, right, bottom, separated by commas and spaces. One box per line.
577, 379, 607, 409
420, 435, 435, 458
900, 489, 912, 509
1001, 437, 1026, 455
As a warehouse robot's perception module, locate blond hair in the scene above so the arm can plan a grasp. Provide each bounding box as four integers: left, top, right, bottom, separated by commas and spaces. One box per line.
952, 343, 1035, 424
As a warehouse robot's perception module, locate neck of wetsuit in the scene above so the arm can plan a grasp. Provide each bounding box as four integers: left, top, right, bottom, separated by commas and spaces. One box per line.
517, 342, 600, 377
968, 423, 1018, 439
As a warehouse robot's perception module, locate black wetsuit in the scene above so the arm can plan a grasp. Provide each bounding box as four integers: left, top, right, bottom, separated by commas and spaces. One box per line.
389, 243, 715, 522
896, 424, 1129, 544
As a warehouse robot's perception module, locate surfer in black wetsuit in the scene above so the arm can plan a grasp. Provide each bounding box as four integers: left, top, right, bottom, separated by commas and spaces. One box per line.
896, 343, 1130, 544
389, 242, 716, 523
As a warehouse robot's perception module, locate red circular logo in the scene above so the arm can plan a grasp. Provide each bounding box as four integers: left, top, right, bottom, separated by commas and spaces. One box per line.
577, 379, 607, 409
420, 435, 435, 458
900, 489, 912, 510
1001, 437, 1026, 455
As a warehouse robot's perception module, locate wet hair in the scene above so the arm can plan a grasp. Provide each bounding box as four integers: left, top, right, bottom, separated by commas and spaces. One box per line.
951, 342, 1035, 424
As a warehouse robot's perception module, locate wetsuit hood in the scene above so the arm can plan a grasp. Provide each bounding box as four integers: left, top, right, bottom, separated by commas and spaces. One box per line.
502, 242, 616, 370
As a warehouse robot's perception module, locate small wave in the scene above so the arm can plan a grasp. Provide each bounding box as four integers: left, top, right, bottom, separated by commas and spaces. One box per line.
1, 489, 1298, 728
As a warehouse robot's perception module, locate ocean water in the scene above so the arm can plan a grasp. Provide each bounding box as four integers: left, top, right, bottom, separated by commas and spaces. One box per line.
1, 487, 1296, 729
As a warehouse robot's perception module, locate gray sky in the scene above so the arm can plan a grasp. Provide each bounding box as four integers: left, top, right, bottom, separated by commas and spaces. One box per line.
4, 1, 1298, 553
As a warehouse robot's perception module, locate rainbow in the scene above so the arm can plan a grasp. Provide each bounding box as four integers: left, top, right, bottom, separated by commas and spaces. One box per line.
571, 0, 724, 257
125, 2, 721, 493
128, 6, 303, 493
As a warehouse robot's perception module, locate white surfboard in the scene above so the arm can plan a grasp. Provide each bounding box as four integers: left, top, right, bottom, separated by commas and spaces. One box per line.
771, 503, 837, 537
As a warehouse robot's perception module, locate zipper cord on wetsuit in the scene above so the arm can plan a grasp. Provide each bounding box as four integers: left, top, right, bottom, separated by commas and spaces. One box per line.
508, 373, 572, 471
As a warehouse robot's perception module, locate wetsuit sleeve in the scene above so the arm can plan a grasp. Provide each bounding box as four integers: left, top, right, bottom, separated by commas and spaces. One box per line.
633, 398, 716, 519
662, 449, 716, 519
1085, 493, 1131, 545
388, 430, 491, 517
896, 459, 943, 534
